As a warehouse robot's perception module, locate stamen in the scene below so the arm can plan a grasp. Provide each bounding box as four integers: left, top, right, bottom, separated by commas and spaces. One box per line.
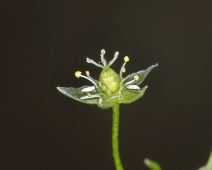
124, 74, 139, 86
108, 51, 119, 67
87, 93, 91, 97
86, 58, 104, 69
134, 75, 139, 81
75, 71, 98, 87
85, 71, 99, 84
124, 56, 129, 62
85, 71, 90, 76
120, 56, 129, 78
120, 74, 130, 85
75, 71, 82, 78
122, 67, 126, 73
100, 49, 107, 66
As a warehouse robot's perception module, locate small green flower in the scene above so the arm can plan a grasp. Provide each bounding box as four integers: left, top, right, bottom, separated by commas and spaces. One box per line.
57, 49, 158, 109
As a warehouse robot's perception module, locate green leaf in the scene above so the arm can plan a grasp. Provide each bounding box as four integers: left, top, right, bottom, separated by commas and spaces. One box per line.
144, 158, 162, 170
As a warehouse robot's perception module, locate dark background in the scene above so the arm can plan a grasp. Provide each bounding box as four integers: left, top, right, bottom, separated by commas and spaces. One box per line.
1, 1, 212, 170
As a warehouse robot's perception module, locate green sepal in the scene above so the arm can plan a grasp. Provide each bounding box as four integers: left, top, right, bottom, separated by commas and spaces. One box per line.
119, 86, 147, 104
57, 86, 117, 109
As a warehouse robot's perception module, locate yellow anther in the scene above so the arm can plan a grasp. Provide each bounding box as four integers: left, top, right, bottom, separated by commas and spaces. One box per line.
98, 82, 102, 86
87, 93, 91, 97
122, 67, 126, 73
75, 71, 82, 78
134, 75, 139, 81
124, 56, 129, 62
86, 71, 90, 76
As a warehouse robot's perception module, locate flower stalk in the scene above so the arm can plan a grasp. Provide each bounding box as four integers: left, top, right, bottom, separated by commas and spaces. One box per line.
112, 102, 124, 170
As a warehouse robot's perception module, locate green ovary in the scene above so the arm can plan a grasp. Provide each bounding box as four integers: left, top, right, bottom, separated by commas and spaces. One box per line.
99, 68, 120, 94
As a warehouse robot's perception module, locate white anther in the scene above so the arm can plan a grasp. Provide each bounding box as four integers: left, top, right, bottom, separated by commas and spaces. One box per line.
126, 85, 140, 90
81, 86, 96, 92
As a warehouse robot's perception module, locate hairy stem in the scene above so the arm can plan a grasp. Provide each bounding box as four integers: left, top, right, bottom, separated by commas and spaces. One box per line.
112, 102, 124, 170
